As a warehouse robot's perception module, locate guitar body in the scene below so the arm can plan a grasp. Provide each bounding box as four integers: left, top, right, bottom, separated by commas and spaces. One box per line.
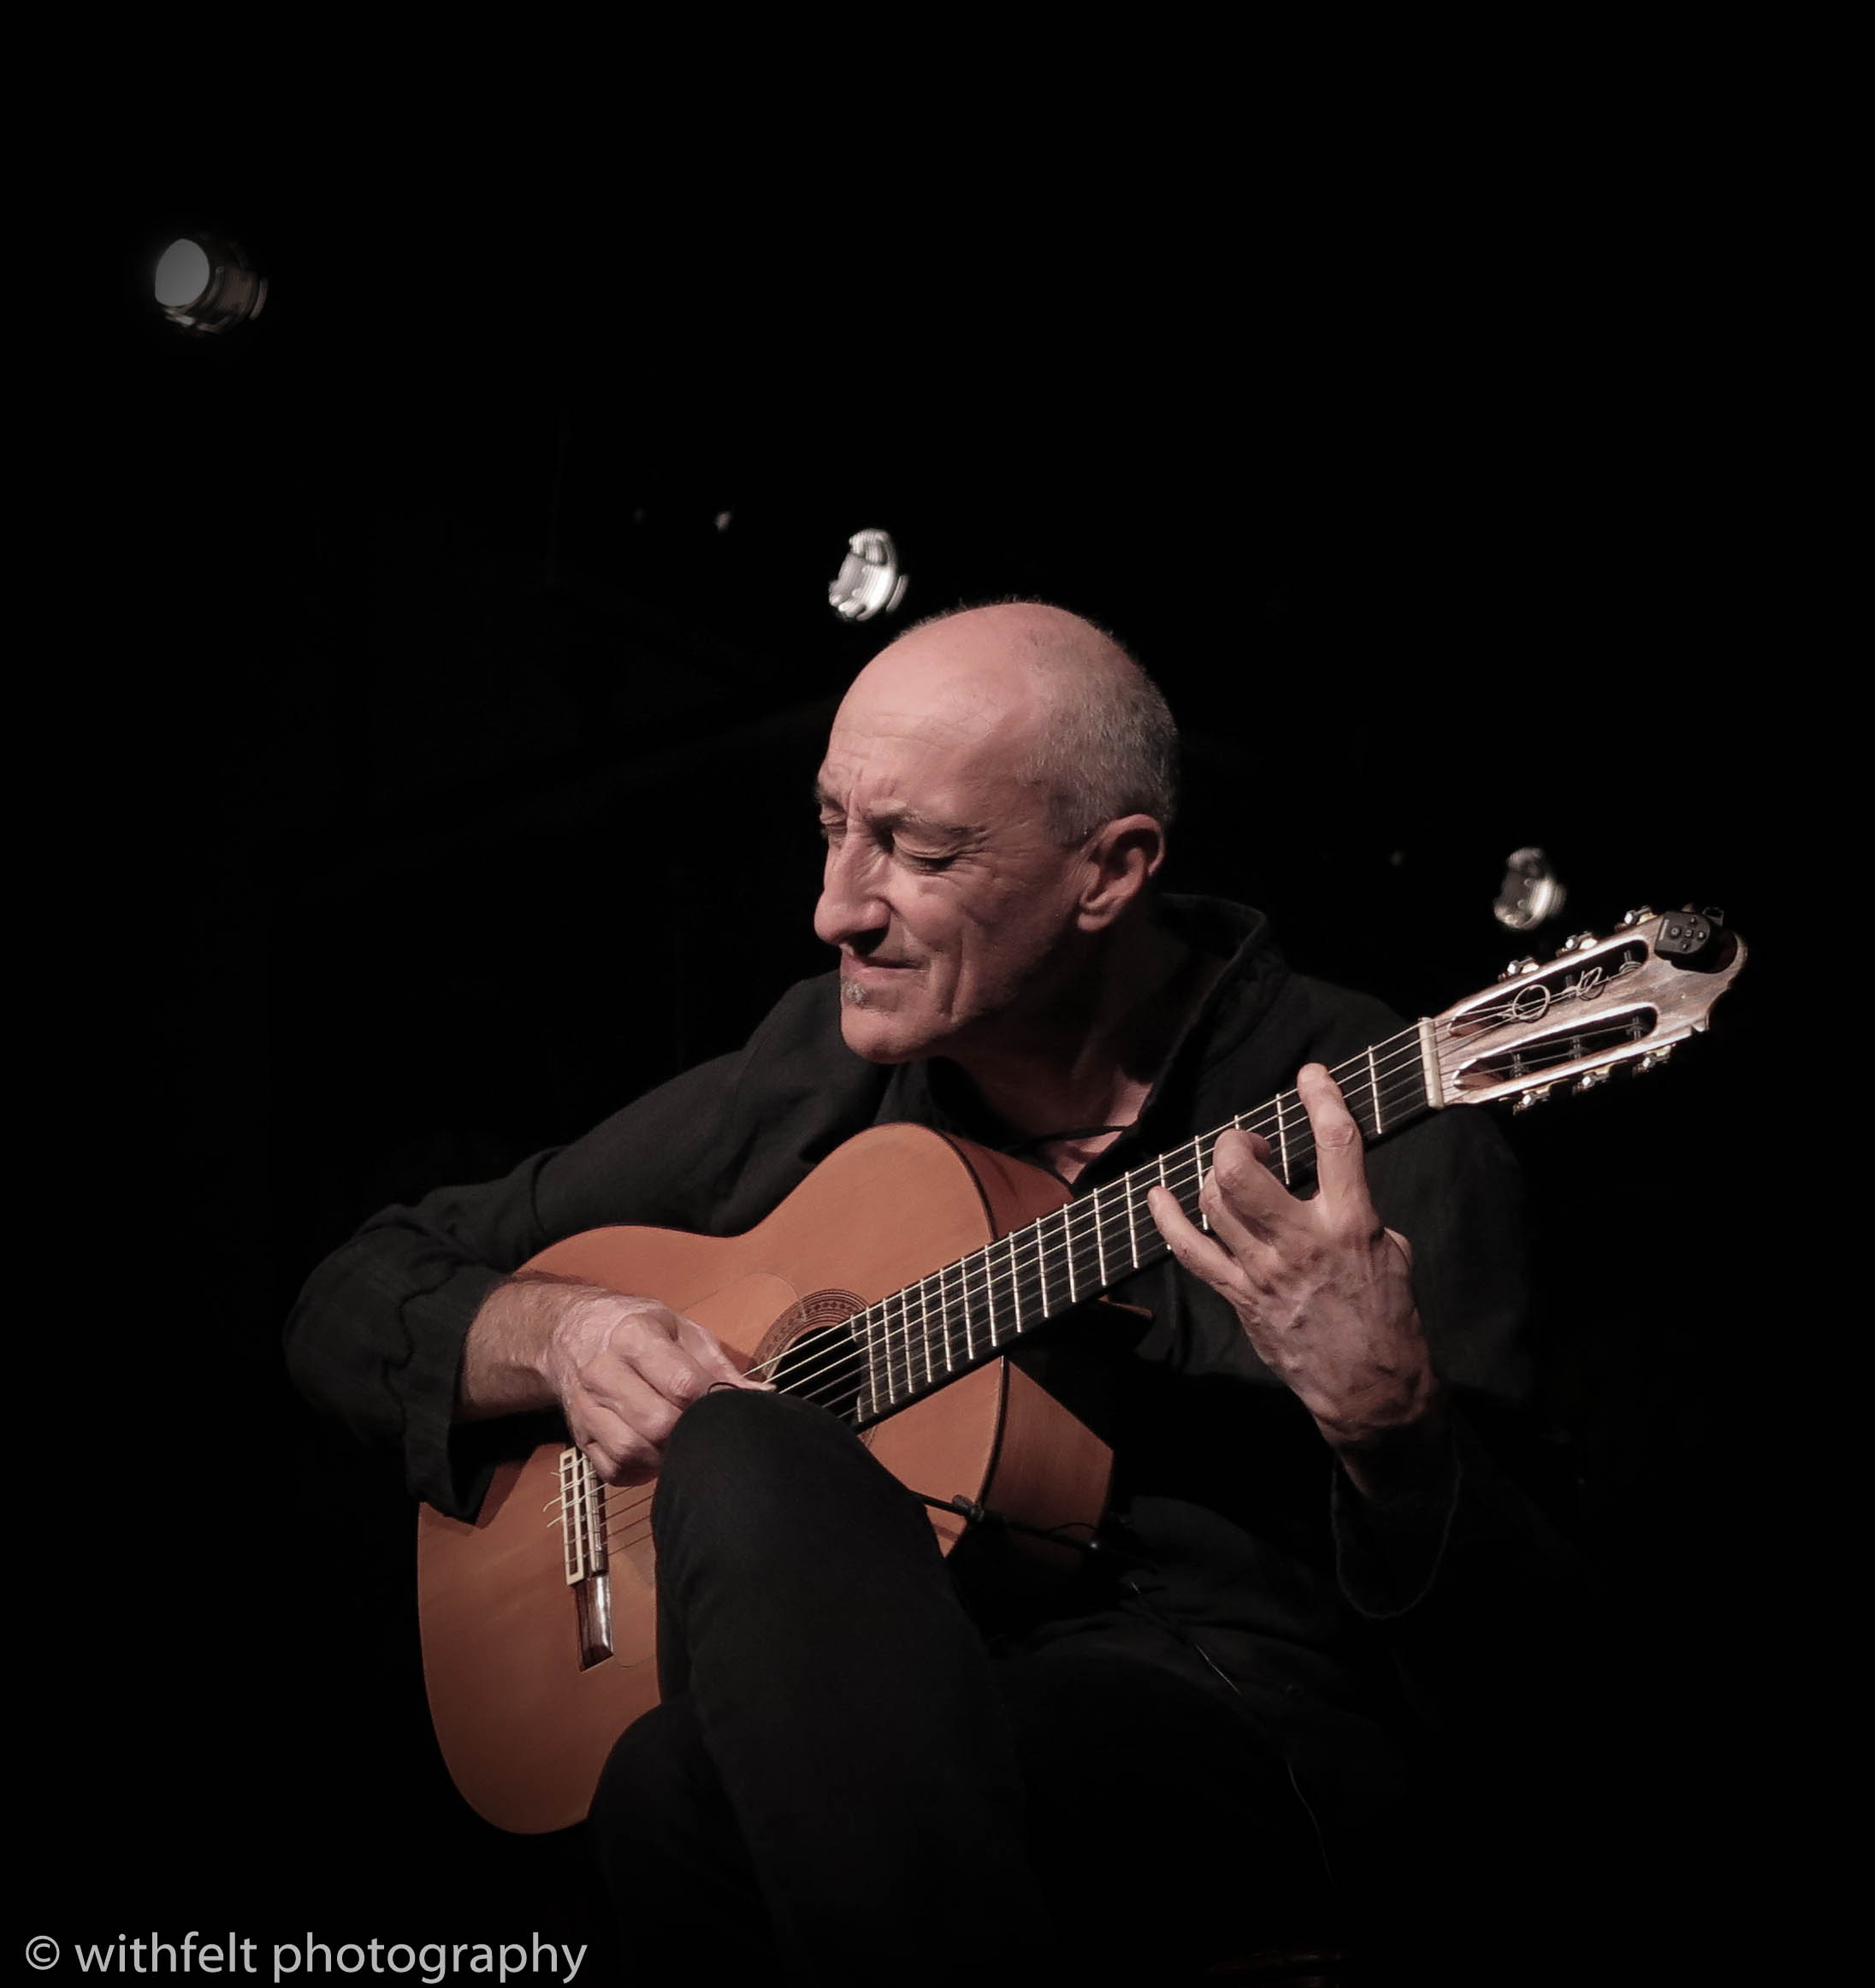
417, 1121, 1113, 1835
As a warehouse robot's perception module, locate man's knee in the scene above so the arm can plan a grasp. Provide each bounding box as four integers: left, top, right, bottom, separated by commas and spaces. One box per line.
655, 1387, 928, 1567
589, 1698, 738, 1875
662, 1385, 856, 1484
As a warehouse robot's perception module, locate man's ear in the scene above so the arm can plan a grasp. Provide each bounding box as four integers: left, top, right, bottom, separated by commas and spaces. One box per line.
1075, 814, 1167, 932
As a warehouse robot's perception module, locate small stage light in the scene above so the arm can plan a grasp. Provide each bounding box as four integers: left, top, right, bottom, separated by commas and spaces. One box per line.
1493, 847, 1567, 931
828, 528, 908, 623
153, 234, 268, 335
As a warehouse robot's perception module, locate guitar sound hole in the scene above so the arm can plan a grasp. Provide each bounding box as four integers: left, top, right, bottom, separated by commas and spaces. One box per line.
768, 1321, 866, 1423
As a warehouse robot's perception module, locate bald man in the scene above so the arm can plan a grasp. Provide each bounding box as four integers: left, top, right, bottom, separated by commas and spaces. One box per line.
287, 605, 1564, 1983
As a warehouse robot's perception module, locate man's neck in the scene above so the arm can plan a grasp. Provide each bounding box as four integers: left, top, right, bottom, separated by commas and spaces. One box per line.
949, 914, 1223, 1180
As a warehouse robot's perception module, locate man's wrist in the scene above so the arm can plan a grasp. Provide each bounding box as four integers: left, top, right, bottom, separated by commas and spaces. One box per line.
1324, 1390, 1454, 1506
457, 1274, 577, 1421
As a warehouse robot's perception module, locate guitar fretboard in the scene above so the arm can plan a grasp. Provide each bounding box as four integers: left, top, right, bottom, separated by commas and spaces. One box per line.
766, 1021, 1439, 1429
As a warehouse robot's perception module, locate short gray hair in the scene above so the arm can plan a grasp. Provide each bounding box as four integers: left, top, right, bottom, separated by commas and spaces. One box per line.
912, 600, 1180, 844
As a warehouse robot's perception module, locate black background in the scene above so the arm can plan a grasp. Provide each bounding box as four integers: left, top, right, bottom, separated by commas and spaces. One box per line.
28, 136, 1790, 1979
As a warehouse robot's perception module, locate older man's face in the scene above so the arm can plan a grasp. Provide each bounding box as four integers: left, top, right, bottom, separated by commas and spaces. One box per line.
812, 643, 1088, 1065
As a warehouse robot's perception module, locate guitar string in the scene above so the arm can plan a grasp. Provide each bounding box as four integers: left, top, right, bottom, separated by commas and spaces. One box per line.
586, 1047, 1436, 1547
574, 1039, 1431, 1536
746, 1037, 1428, 1405
749, 1045, 1431, 1418
587, 1013, 1628, 1552
575, 1047, 1428, 1531
797, 1139, 1405, 1414
578, 991, 1653, 1549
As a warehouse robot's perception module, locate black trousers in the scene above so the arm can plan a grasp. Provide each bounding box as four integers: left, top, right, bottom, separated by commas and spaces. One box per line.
587, 1389, 1335, 1985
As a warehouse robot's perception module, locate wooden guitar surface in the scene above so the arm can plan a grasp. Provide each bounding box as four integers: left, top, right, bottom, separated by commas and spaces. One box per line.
417, 1123, 1111, 1835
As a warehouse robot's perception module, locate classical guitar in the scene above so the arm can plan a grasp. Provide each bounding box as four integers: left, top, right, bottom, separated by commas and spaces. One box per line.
417, 907, 1744, 1832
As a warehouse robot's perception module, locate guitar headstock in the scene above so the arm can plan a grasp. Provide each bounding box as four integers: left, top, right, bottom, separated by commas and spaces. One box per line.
1429, 907, 1746, 1112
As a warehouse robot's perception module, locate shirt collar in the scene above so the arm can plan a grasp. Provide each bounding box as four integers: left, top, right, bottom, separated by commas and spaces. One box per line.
876, 895, 1289, 1192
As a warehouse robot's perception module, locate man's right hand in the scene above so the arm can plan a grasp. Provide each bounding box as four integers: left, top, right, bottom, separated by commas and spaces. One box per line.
458, 1275, 766, 1483
545, 1287, 766, 1483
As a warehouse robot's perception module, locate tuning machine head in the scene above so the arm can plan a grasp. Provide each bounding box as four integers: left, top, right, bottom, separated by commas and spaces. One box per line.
1635, 1045, 1676, 1074
1657, 908, 1723, 961
1572, 1068, 1611, 1094
1498, 957, 1541, 982
1512, 1085, 1556, 1113
1619, 907, 1655, 926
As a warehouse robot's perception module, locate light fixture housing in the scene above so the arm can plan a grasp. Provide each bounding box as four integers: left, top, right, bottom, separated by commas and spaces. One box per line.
154, 233, 268, 335
828, 528, 908, 623
1493, 847, 1567, 931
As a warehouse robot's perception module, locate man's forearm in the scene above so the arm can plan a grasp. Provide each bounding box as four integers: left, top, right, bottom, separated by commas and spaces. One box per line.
456, 1273, 588, 1421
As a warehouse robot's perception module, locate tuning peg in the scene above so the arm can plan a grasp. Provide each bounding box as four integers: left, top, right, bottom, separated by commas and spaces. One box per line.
1499, 957, 1541, 981
1619, 907, 1655, 926
1512, 1086, 1555, 1112
1573, 1068, 1610, 1093
1559, 932, 1600, 953
1635, 1046, 1675, 1074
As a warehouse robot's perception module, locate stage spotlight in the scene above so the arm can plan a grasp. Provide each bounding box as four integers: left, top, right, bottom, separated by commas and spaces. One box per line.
828, 528, 908, 623
1493, 847, 1567, 931
153, 234, 268, 335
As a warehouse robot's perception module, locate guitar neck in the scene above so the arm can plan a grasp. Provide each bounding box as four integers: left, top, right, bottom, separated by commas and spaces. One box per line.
836, 1020, 1438, 1429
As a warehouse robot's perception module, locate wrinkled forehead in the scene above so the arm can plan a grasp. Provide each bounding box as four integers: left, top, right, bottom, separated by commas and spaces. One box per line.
819, 646, 1049, 814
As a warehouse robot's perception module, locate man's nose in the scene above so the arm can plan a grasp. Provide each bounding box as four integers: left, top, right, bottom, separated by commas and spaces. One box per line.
813, 838, 887, 950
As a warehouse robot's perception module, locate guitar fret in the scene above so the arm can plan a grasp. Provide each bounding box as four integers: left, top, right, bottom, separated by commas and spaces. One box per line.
1275, 1095, 1291, 1185
855, 1305, 878, 1418
867, 1298, 886, 1409
871, 1304, 890, 1411
1062, 1206, 1078, 1307
1194, 1137, 1211, 1230
1013, 1227, 1031, 1331
1093, 1189, 1109, 1289
923, 1275, 940, 1385
1366, 1044, 1384, 1136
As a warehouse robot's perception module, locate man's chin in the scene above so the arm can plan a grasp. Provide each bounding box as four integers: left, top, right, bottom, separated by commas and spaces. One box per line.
837, 1003, 934, 1066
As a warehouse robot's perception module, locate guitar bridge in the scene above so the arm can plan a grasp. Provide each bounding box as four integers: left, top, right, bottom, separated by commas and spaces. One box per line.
558, 1447, 614, 1669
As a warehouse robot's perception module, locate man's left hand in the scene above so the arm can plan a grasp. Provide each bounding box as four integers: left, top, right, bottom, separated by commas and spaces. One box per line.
1146, 1062, 1446, 1496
